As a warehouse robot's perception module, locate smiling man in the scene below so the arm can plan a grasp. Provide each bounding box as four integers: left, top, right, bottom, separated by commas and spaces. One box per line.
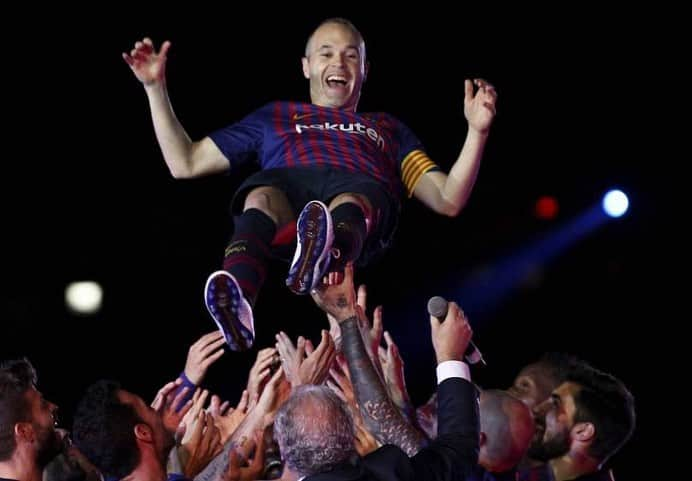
125, 18, 497, 351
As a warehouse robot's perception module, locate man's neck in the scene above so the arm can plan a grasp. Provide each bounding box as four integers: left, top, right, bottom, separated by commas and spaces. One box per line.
550, 451, 601, 481
0, 455, 42, 481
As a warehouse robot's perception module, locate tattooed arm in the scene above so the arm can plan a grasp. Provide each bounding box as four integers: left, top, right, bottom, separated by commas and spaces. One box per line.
311, 264, 427, 456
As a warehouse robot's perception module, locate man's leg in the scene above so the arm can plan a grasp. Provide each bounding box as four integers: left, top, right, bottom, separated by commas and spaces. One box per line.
325, 193, 372, 284
286, 193, 372, 294
206, 186, 294, 350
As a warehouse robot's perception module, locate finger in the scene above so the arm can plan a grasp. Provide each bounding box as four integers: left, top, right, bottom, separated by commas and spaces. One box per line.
267, 365, 284, 388
169, 386, 190, 412
326, 380, 347, 403
430, 314, 441, 333
209, 394, 221, 414
201, 346, 225, 368
131, 51, 151, 64
383, 330, 394, 348
257, 347, 277, 361
256, 368, 271, 385
304, 338, 315, 356
122, 52, 134, 65
236, 390, 249, 412
343, 262, 355, 284
159, 40, 171, 58
296, 336, 306, 361
357, 284, 367, 312
255, 353, 277, 372
197, 330, 225, 349
276, 331, 296, 354
483, 102, 497, 115
372, 306, 383, 339
219, 400, 230, 414
465, 79, 473, 100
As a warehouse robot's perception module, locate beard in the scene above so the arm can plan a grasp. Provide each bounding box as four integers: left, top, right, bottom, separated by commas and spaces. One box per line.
35, 425, 64, 468
527, 426, 570, 462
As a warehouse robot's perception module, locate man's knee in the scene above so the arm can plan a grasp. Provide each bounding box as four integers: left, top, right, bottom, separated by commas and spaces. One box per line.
244, 186, 294, 225
329, 193, 373, 234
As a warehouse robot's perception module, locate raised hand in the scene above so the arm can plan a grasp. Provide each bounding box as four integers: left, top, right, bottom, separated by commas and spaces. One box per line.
355, 284, 384, 379
179, 411, 223, 478
122, 37, 171, 86
430, 301, 472, 363
184, 331, 226, 385
275, 330, 336, 387
464, 78, 497, 134
246, 347, 278, 402
151, 378, 192, 435
380, 331, 414, 420
208, 391, 250, 445
181, 388, 210, 444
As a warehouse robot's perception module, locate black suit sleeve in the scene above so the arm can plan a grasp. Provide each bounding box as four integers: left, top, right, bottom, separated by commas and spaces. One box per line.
409, 378, 480, 481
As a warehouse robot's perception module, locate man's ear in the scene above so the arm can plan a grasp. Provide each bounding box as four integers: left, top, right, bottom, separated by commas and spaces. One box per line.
134, 423, 153, 443
479, 431, 487, 447
573, 422, 595, 443
15, 422, 34, 442
302, 57, 310, 79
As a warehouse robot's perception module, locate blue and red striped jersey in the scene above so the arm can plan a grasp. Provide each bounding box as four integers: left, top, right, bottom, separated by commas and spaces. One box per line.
209, 101, 439, 199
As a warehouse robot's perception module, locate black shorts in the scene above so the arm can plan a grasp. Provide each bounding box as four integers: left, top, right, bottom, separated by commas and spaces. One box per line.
232, 167, 401, 266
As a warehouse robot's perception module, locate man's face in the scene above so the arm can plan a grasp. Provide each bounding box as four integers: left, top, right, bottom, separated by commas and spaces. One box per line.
24, 386, 62, 466
528, 382, 579, 461
118, 390, 175, 456
508, 363, 559, 410
302, 22, 367, 112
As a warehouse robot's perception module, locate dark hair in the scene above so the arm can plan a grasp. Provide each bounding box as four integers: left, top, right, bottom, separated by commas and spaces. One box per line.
0, 358, 38, 460
305, 17, 365, 57
535, 352, 580, 385
567, 364, 636, 463
72, 380, 140, 479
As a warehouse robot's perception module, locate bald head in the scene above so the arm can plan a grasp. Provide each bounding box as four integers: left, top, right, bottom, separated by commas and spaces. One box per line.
305, 18, 365, 58
479, 389, 535, 473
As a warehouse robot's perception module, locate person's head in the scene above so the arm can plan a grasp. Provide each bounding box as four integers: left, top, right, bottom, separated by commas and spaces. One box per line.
72, 380, 174, 480
529, 363, 635, 468
0, 358, 61, 468
508, 352, 578, 410
274, 385, 356, 477
479, 389, 535, 473
302, 18, 367, 112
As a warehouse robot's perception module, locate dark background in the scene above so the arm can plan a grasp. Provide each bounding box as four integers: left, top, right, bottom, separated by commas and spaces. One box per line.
2, 6, 670, 478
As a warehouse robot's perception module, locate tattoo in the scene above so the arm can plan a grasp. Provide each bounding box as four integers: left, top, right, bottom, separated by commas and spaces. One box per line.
340, 317, 426, 456
336, 294, 349, 309
193, 438, 232, 481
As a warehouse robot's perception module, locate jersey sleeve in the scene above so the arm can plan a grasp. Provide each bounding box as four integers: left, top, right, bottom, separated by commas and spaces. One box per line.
394, 117, 441, 198
207, 103, 270, 168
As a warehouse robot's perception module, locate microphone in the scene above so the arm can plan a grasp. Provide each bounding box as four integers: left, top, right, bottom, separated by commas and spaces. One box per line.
427, 296, 486, 366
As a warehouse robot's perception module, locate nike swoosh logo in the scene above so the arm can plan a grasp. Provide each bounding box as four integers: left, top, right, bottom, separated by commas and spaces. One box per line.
292, 113, 312, 121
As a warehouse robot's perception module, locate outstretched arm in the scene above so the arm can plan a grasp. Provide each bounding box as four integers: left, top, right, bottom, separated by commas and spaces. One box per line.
123, 38, 229, 179
413, 78, 497, 216
312, 264, 427, 456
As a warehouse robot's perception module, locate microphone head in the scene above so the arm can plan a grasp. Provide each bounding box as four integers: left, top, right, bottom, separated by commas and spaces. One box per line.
427, 296, 448, 318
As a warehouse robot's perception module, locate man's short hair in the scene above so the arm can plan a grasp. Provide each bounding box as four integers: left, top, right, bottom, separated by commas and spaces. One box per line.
274, 385, 356, 477
0, 358, 38, 460
72, 380, 141, 479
